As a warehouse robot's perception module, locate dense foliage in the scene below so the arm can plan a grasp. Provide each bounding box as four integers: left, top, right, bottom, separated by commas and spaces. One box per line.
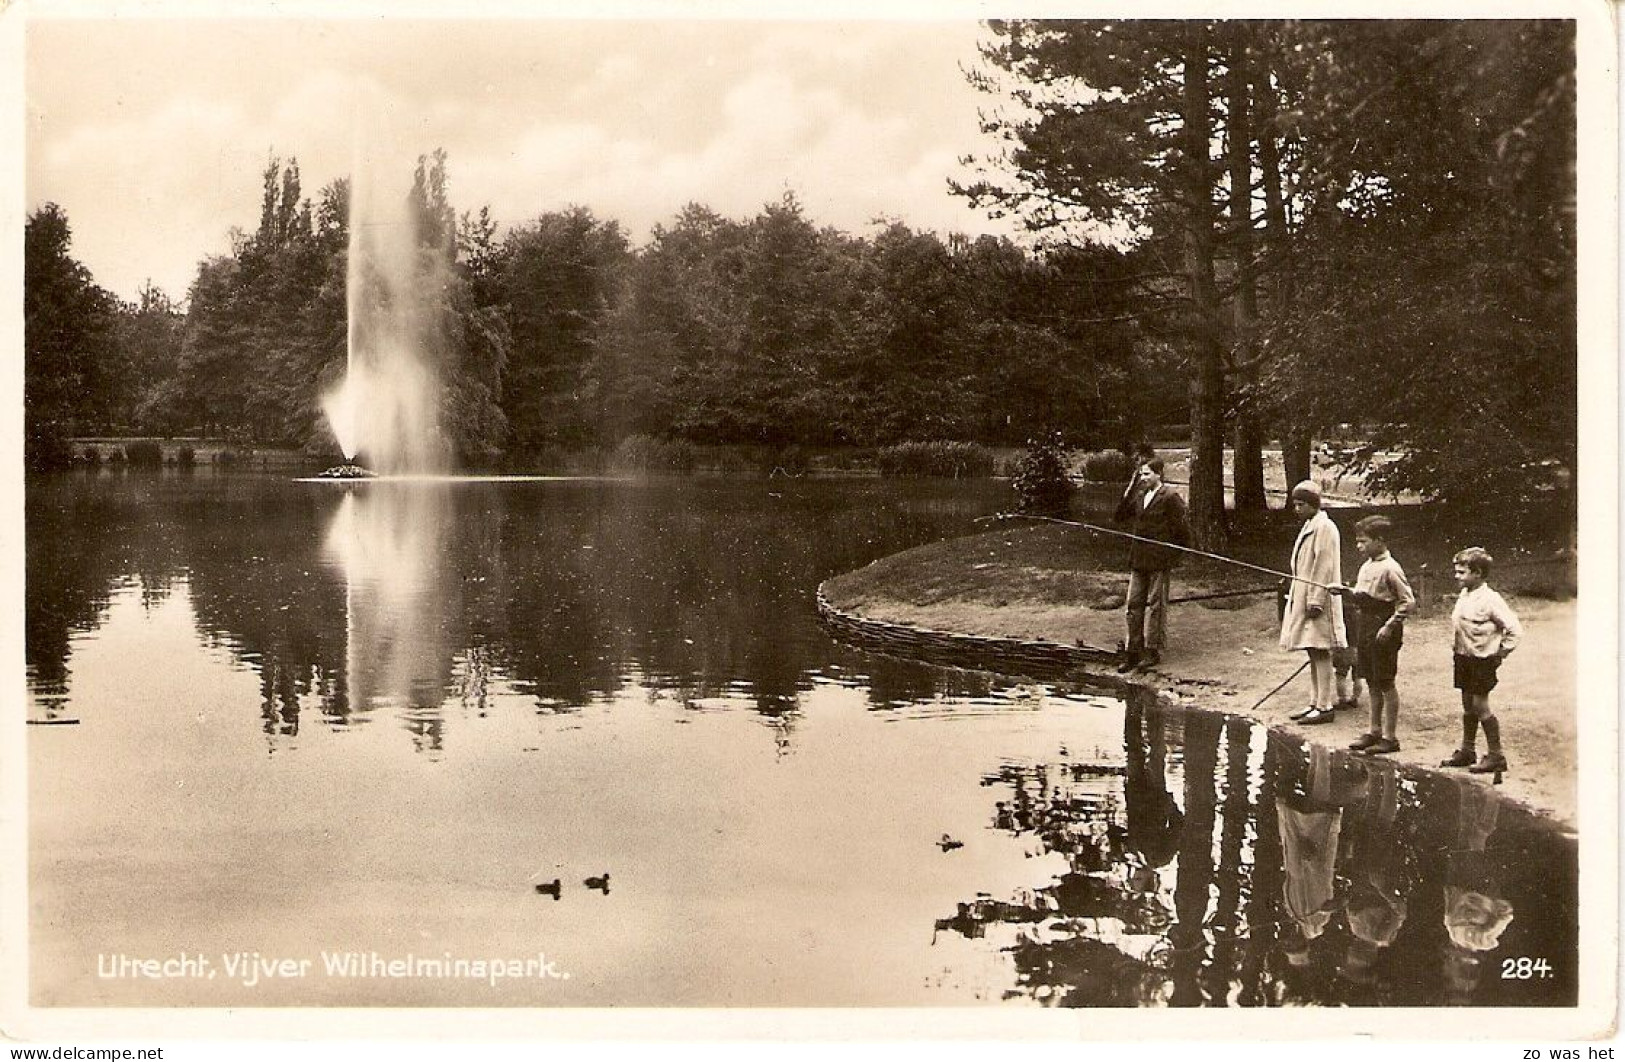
26, 184, 1137, 467
1010, 434, 1075, 517
1256, 21, 1576, 510
1079, 449, 1135, 484
875, 441, 996, 479
957, 19, 1576, 524
179, 158, 348, 449
25, 19, 1575, 519
24, 204, 119, 470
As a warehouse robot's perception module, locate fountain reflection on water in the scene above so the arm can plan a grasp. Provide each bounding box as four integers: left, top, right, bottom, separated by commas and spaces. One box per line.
322, 485, 456, 753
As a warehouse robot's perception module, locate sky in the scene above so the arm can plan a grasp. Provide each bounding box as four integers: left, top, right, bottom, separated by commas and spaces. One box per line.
24, 15, 1025, 302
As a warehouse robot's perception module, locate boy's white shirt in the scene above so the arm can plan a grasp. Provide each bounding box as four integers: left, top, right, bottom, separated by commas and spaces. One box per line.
1451, 583, 1523, 657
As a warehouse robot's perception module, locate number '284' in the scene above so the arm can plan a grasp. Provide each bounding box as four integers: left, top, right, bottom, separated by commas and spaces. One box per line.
1502, 956, 1553, 979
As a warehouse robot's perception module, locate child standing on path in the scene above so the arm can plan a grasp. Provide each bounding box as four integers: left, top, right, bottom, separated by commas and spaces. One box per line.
1280, 480, 1347, 724
1333, 516, 1416, 756
1440, 547, 1522, 774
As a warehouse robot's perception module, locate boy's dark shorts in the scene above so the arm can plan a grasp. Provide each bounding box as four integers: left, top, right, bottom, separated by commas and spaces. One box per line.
1453, 653, 1501, 694
1355, 632, 1401, 686
1340, 606, 1401, 685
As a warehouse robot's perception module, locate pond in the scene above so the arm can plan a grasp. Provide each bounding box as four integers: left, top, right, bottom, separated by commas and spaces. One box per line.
25, 472, 1577, 1007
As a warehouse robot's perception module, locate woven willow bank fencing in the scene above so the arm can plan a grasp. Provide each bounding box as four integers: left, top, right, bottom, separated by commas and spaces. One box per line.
814, 584, 1123, 684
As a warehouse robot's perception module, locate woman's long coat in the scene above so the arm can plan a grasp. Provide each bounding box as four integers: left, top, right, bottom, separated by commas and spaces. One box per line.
1279, 509, 1348, 651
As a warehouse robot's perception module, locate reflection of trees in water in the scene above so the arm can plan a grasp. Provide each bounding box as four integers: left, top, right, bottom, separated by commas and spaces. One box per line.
1168, 711, 1220, 1006
467, 480, 1014, 732
457, 645, 491, 717
989, 762, 1130, 876
26, 475, 187, 716
951, 721, 1176, 1007
1236, 724, 1286, 1006
578, 482, 840, 713
861, 666, 978, 710
29, 478, 1582, 997
27, 476, 1008, 749
179, 483, 352, 742
1208, 717, 1256, 1005
938, 703, 1577, 1008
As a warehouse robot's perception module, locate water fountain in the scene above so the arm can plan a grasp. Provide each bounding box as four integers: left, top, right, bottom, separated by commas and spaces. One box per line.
319, 151, 448, 478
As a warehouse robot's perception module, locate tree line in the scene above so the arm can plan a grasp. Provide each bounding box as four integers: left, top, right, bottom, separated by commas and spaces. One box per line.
958, 19, 1574, 540
26, 19, 1574, 540
24, 161, 1160, 468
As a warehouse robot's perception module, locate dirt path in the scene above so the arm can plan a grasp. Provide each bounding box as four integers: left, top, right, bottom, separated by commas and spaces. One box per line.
821, 525, 1577, 828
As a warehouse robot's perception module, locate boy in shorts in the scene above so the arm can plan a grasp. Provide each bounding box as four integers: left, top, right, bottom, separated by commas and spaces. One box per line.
1440, 547, 1522, 774
1333, 516, 1415, 755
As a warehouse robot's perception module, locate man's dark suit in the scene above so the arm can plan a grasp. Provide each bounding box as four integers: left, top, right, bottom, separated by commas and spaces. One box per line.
1114, 482, 1191, 660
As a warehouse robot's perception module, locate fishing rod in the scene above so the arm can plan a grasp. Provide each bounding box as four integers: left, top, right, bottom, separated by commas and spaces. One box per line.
1247, 660, 1311, 712
1170, 585, 1280, 605
979, 511, 1340, 592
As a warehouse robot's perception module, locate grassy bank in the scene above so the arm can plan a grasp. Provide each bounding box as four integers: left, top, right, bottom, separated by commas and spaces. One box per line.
821, 517, 1577, 827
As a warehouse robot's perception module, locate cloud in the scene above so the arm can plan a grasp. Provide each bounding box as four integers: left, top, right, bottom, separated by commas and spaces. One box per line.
27, 19, 1019, 300
32, 96, 265, 299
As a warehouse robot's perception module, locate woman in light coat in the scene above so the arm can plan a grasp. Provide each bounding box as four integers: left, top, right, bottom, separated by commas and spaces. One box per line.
1280, 480, 1347, 724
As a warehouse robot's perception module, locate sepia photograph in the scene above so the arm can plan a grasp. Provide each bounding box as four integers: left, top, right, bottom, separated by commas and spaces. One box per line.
6, 0, 1616, 1047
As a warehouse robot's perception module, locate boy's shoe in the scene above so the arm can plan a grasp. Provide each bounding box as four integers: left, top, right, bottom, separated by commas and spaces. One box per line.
1362, 738, 1401, 755
1348, 732, 1382, 750
1334, 700, 1360, 713
1116, 652, 1140, 674
1468, 752, 1509, 774
1136, 650, 1162, 671
1439, 748, 1476, 768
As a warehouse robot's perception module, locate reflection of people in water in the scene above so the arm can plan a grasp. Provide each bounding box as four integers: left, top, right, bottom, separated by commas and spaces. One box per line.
1274, 740, 1369, 978
1123, 707, 1183, 893
1441, 777, 1514, 1004
1337, 759, 1413, 990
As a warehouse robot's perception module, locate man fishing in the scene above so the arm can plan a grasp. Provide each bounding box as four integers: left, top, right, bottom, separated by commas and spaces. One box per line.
1113, 458, 1191, 673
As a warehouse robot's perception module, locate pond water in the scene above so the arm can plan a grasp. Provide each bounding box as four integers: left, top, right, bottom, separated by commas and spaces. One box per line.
26, 472, 1576, 1007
